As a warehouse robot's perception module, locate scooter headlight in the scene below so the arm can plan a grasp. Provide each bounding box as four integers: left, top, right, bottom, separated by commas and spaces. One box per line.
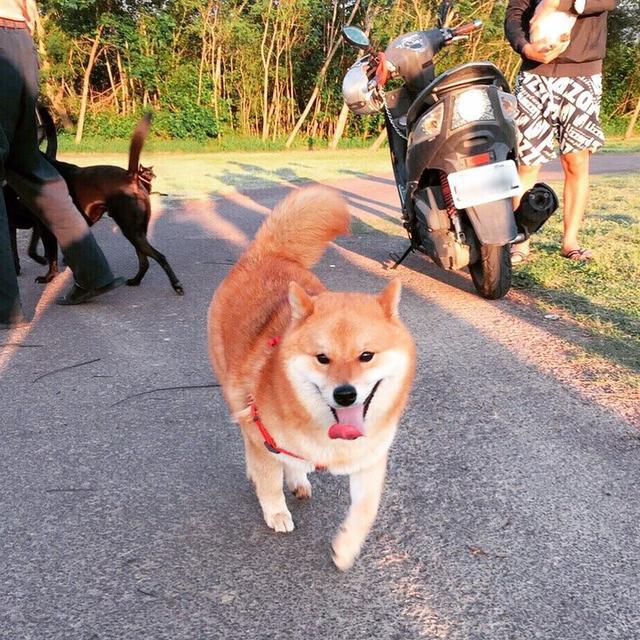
415, 102, 445, 142
451, 89, 494, 130
497, 90, 518, 120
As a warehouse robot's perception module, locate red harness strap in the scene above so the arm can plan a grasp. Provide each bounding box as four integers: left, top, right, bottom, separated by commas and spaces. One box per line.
249, 400, 325, 472
248, 335, 325, 472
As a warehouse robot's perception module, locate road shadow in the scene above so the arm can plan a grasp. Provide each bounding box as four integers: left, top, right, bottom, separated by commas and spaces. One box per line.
510, 279, 639, 372
10, 161, 638, 380
599, 213, 636, 225
337, 168, 396, 186
4, 179, 640, 639
212, 164, 639, 378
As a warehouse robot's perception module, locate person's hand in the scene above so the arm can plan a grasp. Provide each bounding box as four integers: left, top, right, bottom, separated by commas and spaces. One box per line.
522, 41, 563, 64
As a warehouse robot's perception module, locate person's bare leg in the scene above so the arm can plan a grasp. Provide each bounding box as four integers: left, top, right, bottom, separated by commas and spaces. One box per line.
559, 149, 590, 254
511, 163, 542, 259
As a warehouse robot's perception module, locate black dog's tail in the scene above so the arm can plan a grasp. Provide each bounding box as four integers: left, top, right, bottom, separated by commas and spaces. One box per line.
128, 113, 152, 174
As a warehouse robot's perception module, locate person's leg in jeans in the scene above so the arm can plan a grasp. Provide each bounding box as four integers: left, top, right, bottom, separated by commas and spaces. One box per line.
0, 125, 26, 326
0, 26, 119, 317
6, 166, 115, 291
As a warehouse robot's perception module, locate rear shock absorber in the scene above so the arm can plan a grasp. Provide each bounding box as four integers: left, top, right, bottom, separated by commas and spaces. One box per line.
439, 171, 465, 243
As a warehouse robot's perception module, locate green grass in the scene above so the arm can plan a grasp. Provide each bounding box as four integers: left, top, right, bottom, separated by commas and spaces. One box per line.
57, 131, 640, 155
56, 132, 384, 155
599, 137, 640, 153
57, 148, 393, 198
512, 174, 640, 371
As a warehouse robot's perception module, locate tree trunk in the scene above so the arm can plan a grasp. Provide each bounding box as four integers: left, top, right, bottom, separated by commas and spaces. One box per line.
624, 93, 640, 140
105, 53, 120, 112
329, 102, 349, 149
260, 0, 276, 141
285, 0, 361, 149
197, 2, 213, 105
35, 15, 74, 130
75, 25, 103, 144
214, 45, 222, 122
116, 50, 128, 114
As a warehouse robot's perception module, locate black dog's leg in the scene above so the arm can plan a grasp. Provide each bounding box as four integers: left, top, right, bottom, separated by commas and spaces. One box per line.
110, 195, 184, 295
128, 235, 184, 295
34, 226, 59, 283
27, 226, 47, 265
9, 222, 21, 275
127, 248, 150, 287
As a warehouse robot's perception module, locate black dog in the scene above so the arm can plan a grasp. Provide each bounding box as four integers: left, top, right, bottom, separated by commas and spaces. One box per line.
6, 110, 183, 295
5, 105, 60, 282
6, 185, 60, 282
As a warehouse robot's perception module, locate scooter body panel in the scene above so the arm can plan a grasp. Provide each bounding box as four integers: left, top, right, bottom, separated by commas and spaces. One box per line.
342, 22, 557, 298
466, 200, 518, 245
384, 71, 520, 257
406, 86, 517, 179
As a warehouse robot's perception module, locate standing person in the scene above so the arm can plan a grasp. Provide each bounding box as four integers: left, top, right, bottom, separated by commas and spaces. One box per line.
505, 0, 618, 264
0, 0, 124, 329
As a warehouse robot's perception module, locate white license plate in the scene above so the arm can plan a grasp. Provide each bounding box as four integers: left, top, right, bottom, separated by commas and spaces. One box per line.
447, 160, 521, 209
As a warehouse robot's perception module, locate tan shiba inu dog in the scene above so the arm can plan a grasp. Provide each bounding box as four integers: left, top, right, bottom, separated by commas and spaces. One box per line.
207, 186, 415, 570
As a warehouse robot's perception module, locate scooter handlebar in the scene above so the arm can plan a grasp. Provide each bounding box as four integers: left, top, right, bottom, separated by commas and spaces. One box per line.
450, 19, 483, 37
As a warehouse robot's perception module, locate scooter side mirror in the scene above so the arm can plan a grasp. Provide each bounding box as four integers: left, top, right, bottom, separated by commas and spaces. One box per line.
437, 0, 454, 28
342, 26, 370, 49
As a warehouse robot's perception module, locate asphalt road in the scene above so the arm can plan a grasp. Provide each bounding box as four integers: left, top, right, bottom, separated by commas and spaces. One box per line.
2, 166, 639, 640
540, 151, 639, 179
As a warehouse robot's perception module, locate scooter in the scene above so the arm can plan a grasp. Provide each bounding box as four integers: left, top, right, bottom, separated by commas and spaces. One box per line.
341, 9, 557, 299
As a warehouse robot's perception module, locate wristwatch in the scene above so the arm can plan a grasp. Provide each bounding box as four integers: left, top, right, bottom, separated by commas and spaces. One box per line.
573, 0, 586, 13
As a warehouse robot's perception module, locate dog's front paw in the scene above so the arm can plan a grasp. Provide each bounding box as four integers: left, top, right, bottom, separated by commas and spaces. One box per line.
265, 510, 295, 533
285, 468, 312, 500
331, 527, 361, 571
126, 278, 141, 287
173, 283, 185, 296
291, 481, 312, 500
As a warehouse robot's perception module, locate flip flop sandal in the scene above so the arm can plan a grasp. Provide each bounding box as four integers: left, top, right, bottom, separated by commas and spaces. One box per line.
561, 248, 593, 261
510, 250, 529, 265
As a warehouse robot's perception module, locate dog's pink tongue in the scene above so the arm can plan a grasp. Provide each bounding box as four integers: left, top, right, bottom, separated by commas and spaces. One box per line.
328, 405, 365, 440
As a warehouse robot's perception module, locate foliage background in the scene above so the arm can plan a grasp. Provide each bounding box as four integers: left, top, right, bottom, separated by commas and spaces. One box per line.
36, 0, 640, 146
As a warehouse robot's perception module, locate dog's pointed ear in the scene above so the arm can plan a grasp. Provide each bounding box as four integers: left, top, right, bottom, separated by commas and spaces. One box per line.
378, 279, 401, 318
288, 282, 314, 320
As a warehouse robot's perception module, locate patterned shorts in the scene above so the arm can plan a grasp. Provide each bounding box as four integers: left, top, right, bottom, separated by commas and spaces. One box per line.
514, 71, 605, 165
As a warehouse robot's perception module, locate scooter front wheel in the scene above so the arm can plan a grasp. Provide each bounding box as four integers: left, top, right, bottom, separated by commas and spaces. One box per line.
468, 244, 512, 300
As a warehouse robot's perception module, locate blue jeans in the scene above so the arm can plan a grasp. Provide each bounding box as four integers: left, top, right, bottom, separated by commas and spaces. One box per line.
0, 25, 114, 324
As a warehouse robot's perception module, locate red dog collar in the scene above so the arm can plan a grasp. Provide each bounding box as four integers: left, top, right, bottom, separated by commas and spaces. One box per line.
249, 400, 325, 472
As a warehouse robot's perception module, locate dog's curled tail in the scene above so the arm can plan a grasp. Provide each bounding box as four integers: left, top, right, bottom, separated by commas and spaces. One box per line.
128, 112, 152, 174
251, 186, 350, 268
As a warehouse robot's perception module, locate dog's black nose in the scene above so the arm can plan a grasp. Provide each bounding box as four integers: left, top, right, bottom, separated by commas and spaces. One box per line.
333, 384, 357, 406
